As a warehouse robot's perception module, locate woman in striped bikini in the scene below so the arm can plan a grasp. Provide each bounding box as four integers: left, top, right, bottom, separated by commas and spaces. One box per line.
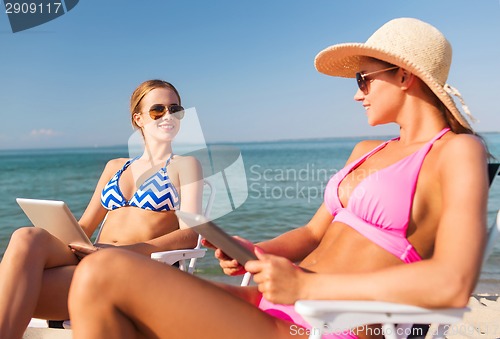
0, 79, 203, 339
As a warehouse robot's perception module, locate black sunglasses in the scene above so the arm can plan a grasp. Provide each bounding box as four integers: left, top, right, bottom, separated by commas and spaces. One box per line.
355, 66, 399, 94
147, 104, 185, 120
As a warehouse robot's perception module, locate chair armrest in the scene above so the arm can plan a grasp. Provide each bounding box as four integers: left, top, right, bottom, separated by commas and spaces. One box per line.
150, 248, 207, 265
295, 300, 468, 334
27, 318, 50, 328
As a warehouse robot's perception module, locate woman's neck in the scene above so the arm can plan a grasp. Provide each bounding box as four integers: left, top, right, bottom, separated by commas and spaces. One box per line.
398, 122, 448, 146
141, 139, 173, 163
397, 91, 449, 145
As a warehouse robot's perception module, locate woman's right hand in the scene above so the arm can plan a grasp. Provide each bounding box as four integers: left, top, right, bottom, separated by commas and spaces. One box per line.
202, 236, 256, 276
68, 243, 114, 261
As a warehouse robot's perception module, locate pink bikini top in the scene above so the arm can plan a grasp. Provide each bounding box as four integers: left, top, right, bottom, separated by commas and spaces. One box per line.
324, 128, 450, 263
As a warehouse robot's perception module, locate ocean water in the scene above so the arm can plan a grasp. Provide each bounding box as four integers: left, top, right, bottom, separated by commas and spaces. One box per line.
1, 134, 499, 291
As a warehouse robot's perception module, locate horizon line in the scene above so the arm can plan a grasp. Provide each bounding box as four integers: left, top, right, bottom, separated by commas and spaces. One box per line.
1, 130, 499, 153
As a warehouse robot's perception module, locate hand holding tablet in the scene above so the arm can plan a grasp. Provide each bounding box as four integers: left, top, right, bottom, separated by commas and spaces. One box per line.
175, 210, 257, 265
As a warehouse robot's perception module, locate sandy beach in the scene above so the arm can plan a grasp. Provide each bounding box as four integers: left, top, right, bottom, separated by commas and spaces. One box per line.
430, 294, 500, 339
23, 328, 71, 339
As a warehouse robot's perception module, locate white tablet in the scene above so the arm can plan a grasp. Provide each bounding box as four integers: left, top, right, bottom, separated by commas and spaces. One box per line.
175, 210, 257, 265
16, 198, 93, 246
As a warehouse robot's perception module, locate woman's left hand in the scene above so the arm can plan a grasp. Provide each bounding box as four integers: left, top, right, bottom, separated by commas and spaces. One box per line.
68, 243, 113, 260
245, 248, 306, 305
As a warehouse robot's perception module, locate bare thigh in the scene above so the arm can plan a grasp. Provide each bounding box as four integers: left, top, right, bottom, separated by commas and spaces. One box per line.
0, 227, 81, 322
71, 249, 307, 339
33, 265, 77, 320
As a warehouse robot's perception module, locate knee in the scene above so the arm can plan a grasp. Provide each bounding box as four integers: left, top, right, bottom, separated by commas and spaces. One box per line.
11, 226, 50, 244
72, 249, 117, 290
68, 249, 113, 313
69, 249, 130, 304
8, 227, 51, 255
11, 226, 44, 242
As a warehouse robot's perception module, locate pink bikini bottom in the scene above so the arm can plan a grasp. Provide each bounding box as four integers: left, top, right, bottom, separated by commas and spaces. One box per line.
258, 296, 358, 338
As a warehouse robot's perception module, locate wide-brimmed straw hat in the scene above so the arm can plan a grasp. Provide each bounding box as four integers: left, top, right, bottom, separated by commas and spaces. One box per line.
315, 17, 476, 129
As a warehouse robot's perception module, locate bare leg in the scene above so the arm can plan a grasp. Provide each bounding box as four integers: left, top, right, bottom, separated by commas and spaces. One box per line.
0, 227, 79, 339
69, 249, 306, 339
33, 265, 77, 319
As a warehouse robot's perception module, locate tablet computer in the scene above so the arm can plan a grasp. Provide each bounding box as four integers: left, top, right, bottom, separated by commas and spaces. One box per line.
16, 198, 93, 246
175, 210, 257, 265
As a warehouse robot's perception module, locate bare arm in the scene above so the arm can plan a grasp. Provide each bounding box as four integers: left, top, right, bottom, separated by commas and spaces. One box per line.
78, 159, 126, 238
217, 140, 385, 274
212, 205, 334, 276
176, 156, 204, 229
256, 204, 333, 262
255, 139, 385, 260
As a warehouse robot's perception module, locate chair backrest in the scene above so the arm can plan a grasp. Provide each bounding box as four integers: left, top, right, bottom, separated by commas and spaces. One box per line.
188, 179, 216, 250
483, 209, 500, 266
488, 163, 500, 186
483, 163, 500, 264
186, 179, 215, 273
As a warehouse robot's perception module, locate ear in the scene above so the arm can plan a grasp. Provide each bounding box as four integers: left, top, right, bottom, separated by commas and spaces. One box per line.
133, 112, 143, 128
400, 69, 415, 90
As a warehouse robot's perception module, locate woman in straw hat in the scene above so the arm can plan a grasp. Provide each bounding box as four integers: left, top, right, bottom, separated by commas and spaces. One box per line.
67, 18, 488, 339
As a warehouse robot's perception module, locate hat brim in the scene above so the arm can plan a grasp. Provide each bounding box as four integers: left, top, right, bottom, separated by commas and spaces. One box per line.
315, 43, 472, 130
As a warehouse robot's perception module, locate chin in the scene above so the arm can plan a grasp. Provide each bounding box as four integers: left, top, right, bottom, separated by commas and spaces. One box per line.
158, 134, 177, 142
367, 118, 389, 127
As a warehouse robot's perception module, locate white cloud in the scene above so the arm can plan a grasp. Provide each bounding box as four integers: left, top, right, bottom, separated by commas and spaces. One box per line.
29, 129, 60, 137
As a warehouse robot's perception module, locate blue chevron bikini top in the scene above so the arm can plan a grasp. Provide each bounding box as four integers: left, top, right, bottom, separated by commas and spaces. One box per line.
100, 155, 180, 212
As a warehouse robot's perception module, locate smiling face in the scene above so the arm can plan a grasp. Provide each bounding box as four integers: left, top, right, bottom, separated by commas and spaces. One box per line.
133, 87, 182, 143
354, 58, 402, 126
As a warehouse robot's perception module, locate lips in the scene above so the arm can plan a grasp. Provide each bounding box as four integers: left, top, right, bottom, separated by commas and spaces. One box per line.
158, 123, 175, 131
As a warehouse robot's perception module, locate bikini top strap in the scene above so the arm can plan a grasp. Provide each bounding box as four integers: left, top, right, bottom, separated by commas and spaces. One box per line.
360, 138, 395, 161
350, 129, 449, 172
429, 127, 451, 144
162, 154, 174, 170
121, 156, 140, 172
343, 139, 394, 173
412, 127, 451, 161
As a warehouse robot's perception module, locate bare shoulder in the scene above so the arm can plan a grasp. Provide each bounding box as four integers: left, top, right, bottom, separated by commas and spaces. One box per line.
346, 139, 385, 164
171, 155, 203, 177
92, 158, 129, 185
171, 155, 201, 168
436, 133, 488, 184
439, 134, 487, 166
103, 158, 129, 174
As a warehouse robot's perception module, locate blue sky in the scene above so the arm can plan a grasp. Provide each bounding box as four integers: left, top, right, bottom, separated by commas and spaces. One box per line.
0, 0, 499, 150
